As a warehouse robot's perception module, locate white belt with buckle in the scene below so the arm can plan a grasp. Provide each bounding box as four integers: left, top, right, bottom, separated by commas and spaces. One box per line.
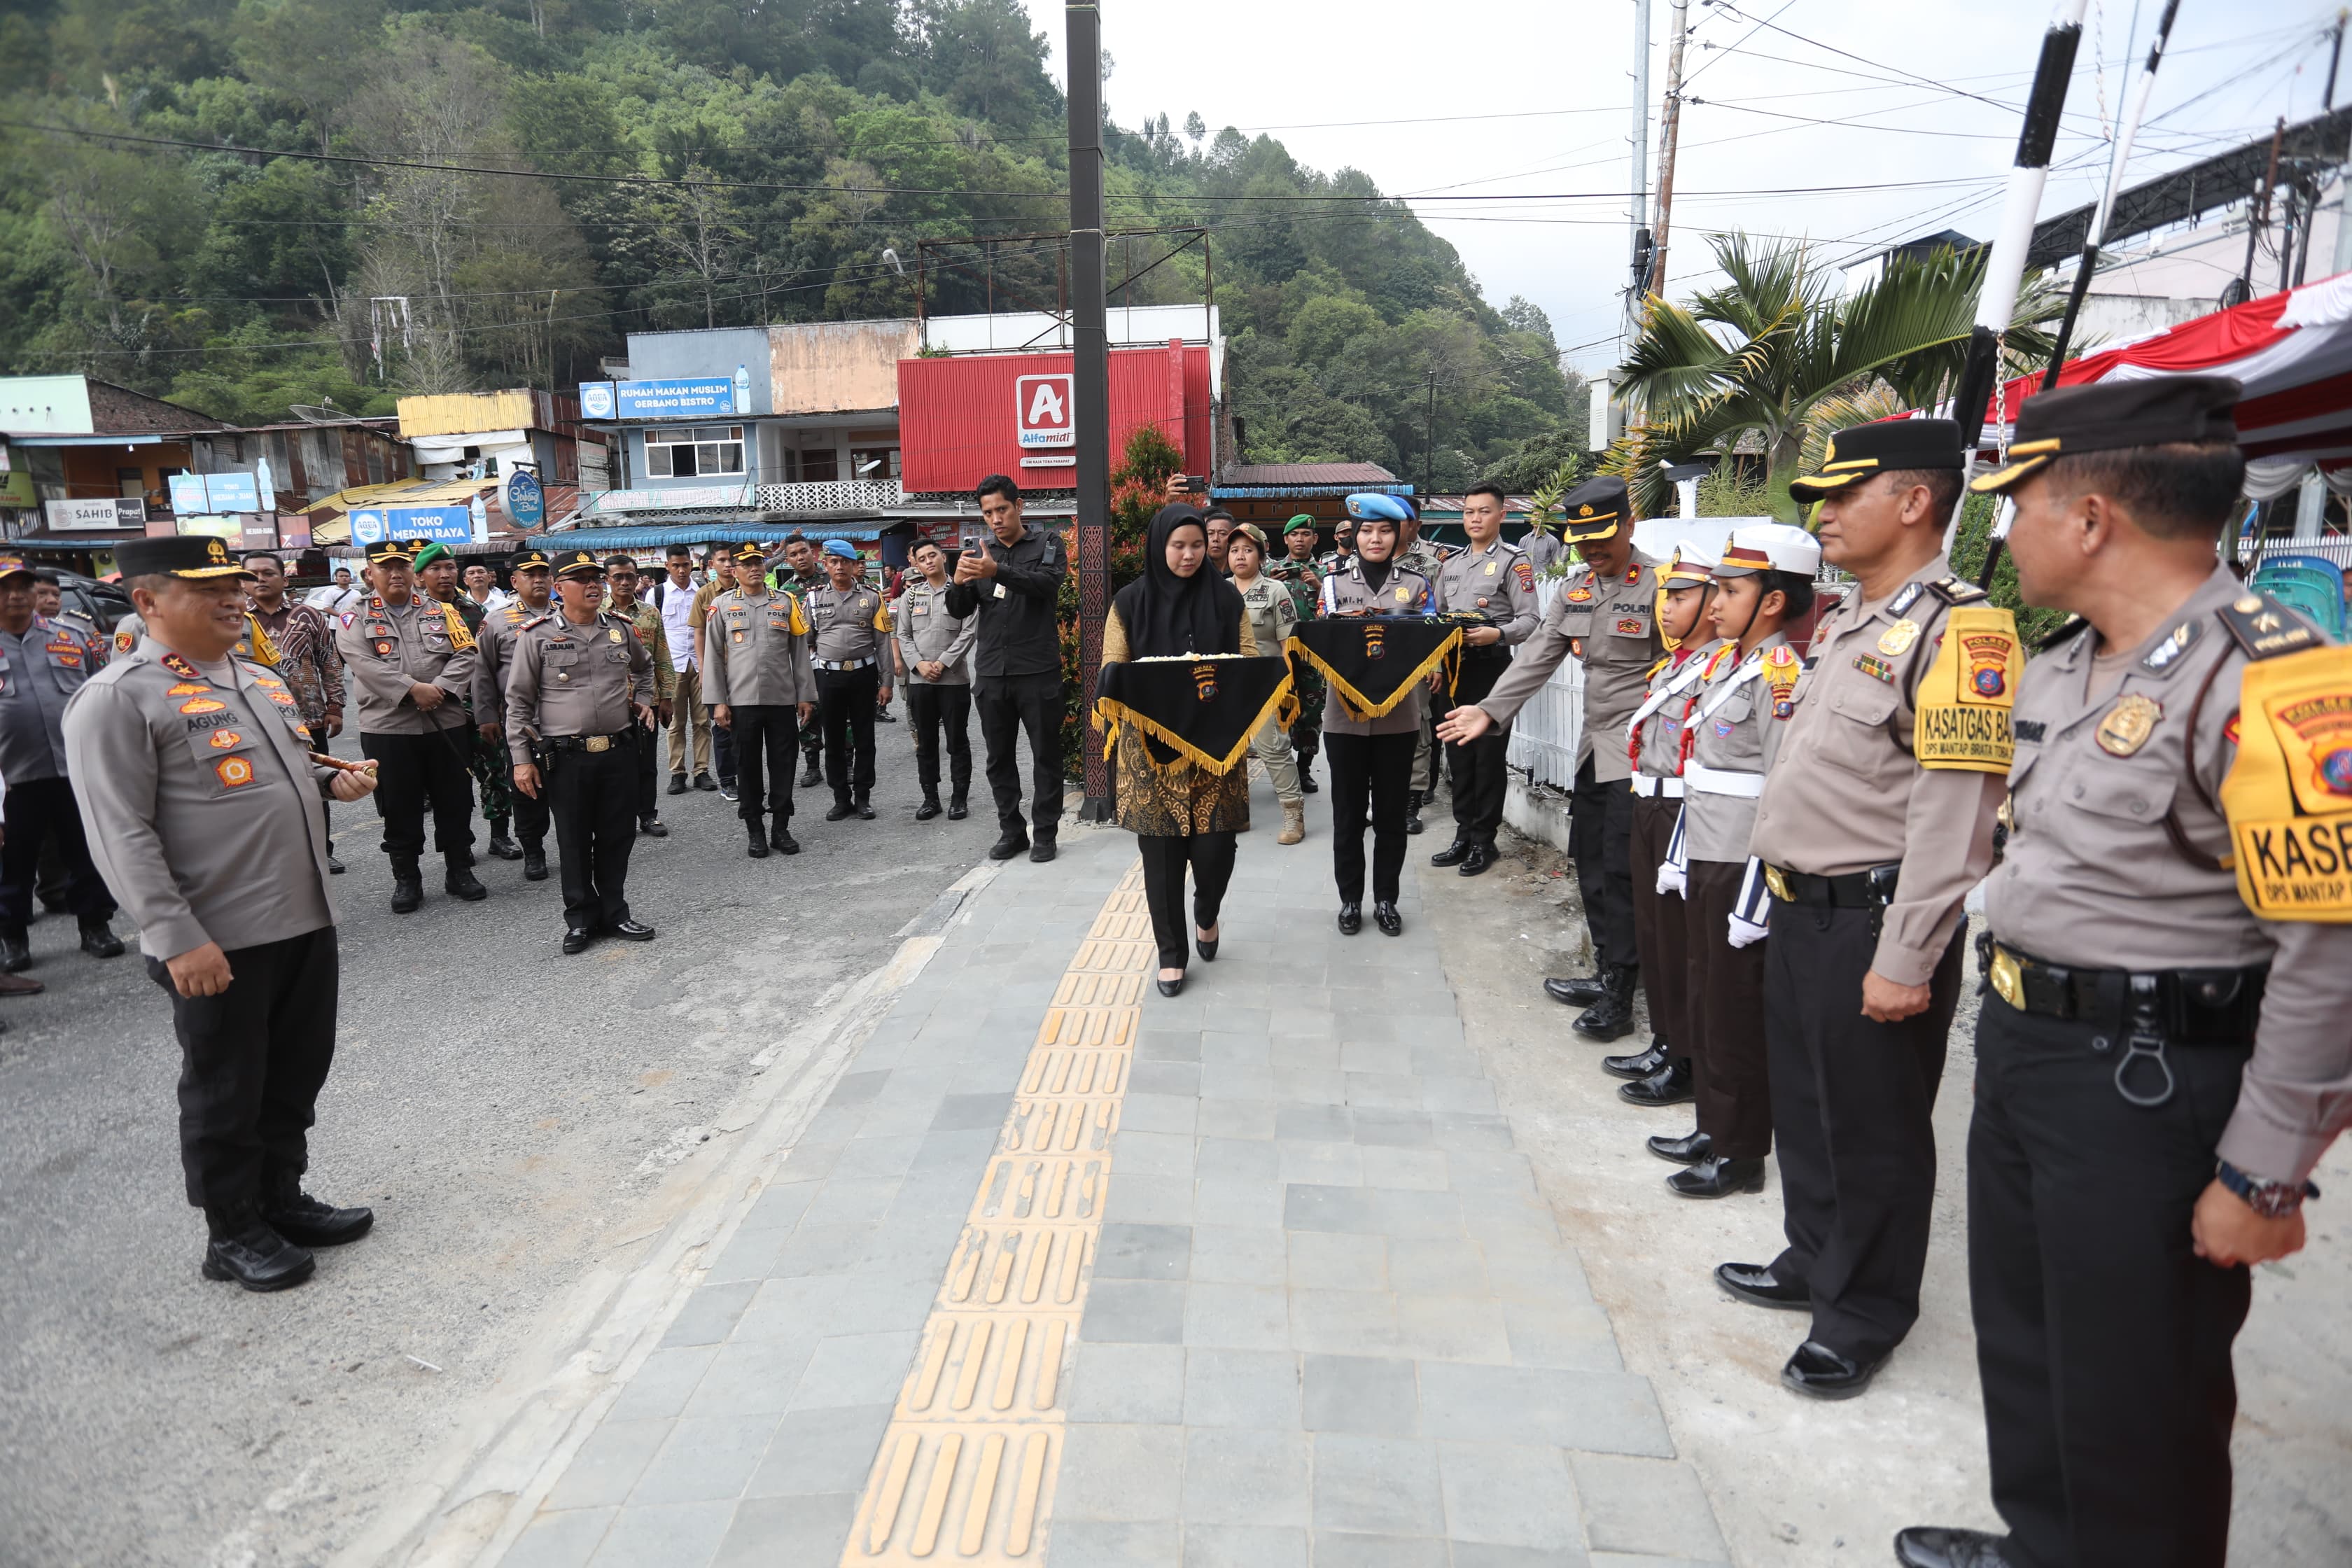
1629, 774, 1685, 799
814, 657, 873, 671
1684, 762, 1764, 798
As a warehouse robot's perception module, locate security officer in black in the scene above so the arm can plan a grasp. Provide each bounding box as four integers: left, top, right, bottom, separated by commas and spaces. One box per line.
946, 475, 1068, 863
505, 550, 658, 955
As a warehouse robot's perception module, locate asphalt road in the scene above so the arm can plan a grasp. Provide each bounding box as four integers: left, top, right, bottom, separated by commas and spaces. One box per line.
0, 713, 1010, 1567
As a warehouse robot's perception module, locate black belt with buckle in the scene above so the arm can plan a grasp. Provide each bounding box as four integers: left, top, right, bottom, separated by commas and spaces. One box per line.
1981, 939, 2265, 1044
1762, 864, 1895, 909
547, 732, 633, 753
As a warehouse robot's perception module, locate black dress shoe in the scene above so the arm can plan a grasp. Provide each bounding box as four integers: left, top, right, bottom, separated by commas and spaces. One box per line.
1618, 1059, 1693, 1107
1715, 1261, 1812, 1311
1195, 930, 1219, 962
522, 844, 549, 881
328, 850, 346, 875
855, 797, 876, 820
1894, 1526, 2016, 1568
638, 815, 668, 838
260, 1180, 374, 1247
487, 827, 524, 860
667, 774, 689, 796
608, 919, 656, 941
771, 825, 800, 855
1373, 899, 1402, 935
1156, 974, 1185, 997
561, 927, 593, 954
916, 798, 943, 820
1544, 973, 1606, 1007
1646, 1129, 1712, 1166
445, 862, 489, 901
1458, 841, 1496, 876
1299, 771, 1318, 794
988, 831, 1028, 861
0, 929, 29, 972
693, 771, 718, 791
1667, 1154, 1767, 1198
78, 918, 125, 958
201, 1211, 315, 1292
1603, 1042, 1667, 1079
1782, 1339, 1886, 1401
1429, 839, 1471, 867
1337, 902, 1362, 935
1030, 839, 1057, 863
948, 797, 969, 820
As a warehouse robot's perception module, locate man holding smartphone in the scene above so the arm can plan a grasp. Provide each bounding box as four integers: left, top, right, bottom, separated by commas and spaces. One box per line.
947, 475, 1066, 863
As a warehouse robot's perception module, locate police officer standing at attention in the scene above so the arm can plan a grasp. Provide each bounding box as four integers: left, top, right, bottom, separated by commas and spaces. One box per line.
948, 475, 1068, 863
335, 539, 486, 913
65, 536, 381, 1291
1431, 481, 1539, 876
893, 537, 976, 821
1438, 477, 1663, 1040
505, 550, 659, 955
1896, 379, 2352, 1568
781, 534, 830, 788
1723, 419, 2001, 1400
705, 542, 814, 858
472, 548, 558, 879
807, 539, 893, 822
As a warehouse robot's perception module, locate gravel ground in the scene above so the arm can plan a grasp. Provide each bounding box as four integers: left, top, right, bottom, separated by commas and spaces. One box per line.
0, 718, 1011, 1567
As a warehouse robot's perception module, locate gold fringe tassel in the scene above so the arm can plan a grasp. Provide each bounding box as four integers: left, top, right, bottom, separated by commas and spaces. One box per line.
1091, 676, 1294, 776
1284, 627, 1462, 722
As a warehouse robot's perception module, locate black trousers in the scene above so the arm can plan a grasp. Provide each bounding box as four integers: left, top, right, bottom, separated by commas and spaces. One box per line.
730, 705, 799, 823
715, 708, 738, 785
0, 778, 115, 928
148, 925, 338, 1210
1571, 757, 1637, 971
631, 718, 659, 819
906, 682, 974, 800
816, 665, 880, 803
1687, 859, 1772, 1161
360, 728, 477, 862
547, 743, 637, 930
1445, 655, 1512, 844
1969, 997, 2251, 1568
1326, 729, 1415, 904
1628, 794, 1688, 1066
976, 671, 1066, 836
1136, 832, 1238, 972
1764, 904, 1963, 1362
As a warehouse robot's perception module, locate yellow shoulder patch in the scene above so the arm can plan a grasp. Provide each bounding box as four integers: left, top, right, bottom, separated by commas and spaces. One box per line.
1914, 603, 2019, 772
2220, 643, 2352, 920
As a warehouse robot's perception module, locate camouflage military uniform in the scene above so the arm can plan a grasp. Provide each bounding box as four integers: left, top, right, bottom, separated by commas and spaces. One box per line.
1273, 568, 1325, 785
789, 568, 825, 778
1397, 542, 1450, 797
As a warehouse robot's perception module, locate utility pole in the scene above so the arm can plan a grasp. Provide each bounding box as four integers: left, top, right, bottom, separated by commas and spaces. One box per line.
1646, 0, 1690, 298
2238, 118, 2286, 300
1067, 1, 1113, 821
1623, 0, 1653, 351
1423, 369, 1437, 495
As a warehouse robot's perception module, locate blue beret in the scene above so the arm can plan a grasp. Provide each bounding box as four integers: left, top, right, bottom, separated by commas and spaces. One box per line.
1345, 493, 1413, 523
822, 539, 859, 559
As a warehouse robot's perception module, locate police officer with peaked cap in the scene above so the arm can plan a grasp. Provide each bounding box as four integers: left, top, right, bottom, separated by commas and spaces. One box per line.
1430, 481, 1540, 876
704, 541, 815, 858
1438, 476, 1664, 1037
893, 536, 977, 820
472, 547, 559, 878
1895, 378, 2352, 1568
505, 548, 659, 955
63, 535, 382, 1290
807, 538, 894, 822
1720, 416, 2004, 1399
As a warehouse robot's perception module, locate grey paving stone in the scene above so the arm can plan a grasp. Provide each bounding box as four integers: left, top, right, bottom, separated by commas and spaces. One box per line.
1114, 1129, 1199, 1181
1373, 1189, 1464, 1239
1268, 1036, 1341, 1071
583, 1498, 734, 1568
784, 1331, 920, 1412
731, 1275, 843, 1343
1381, 1237, 1487, 1298
1183, 1281, 1291, 1350
1308, 1534, 1447, 1568
1194, 1171, 1287, 1229
1271, 1066, 1348, 1105
857, 1093, 949, 1139
1043, 1520, 1183, 1567
1097, 1222, 1194, 1281
1200, 1063, 1276, 1101
1348, 1109, 1436, 1148
1067, 1342, 1188, 1424
1130, 1060, 1203, 1097
1200, 1030, 1273, 1065
814, 1268, 941, 1335
793, 1181, 909, 1233
1438, 1441, 1579, 1546
1197, 1098, 1279, 1139
1198, 1135, 1280, 1182
1445, 1148, 1541, 1196
1427, 1112, 1516, 1152
547, 1419, 673, 1511
1450, 1546, 1591, 1568
1119, 1091, 1200, 1135
678, 1338, 818, 1419
1268, 1007, 1337, 1040
707, 1493, 858, 1567
1569, 1455, 1730, 1561
659, 1281, 759, 1349
1415, 1364, 1674, 1457
827, 1135, 924, 1180
1310, 1434, 1446, 1536
1102, 1175, 1197, 1225
1301, 1354, 1418, 1435
1482, 1243, 1596, 1306
628, 1415, 777, 1504
1356, 1147, 1450, 1191
825, 1070, 890, 1107
503, 1506, 614, 1568
909, 1126, 1000, 1170
1189, 1224, 1289, 1286
1338, 1040, 1413, 1075
603, 1348, 716, 1424
1183, 1348, 1301, 1428
931, 1091, 1013, 1130
1135, 1028, 1203, 1063
1283, 1184, 1381, 1233
796, 1105, 868, 1146
1182, 1523, 1308, 1568
765, 1222, 879, 1280
1277, 1139, 1364, 1186
1503, 1301, 1624, 1372
1287, 1232, 1387, 1292
1421, 1074, 1501, 1114
887, 1163, 984, 1222
1408, 1044, 1484, 1077
1345, 1072, 1429, 1111
774, 1142, 846, 1182
1394, 1294, 1512, 1364
1053, 1424, 1187, 1522
1586, 1555, 1726, 1568
741, 1405, 892, 1499
735, 1180, 822, 1232
1288, 1289, 1401, 1357
1275, 1104, 1352, 1142
1184, 1428, 1310, 1526
1082, 1279, 1189, 1344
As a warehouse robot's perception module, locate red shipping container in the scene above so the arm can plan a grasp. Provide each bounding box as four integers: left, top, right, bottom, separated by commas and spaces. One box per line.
898, 341, 1213, 494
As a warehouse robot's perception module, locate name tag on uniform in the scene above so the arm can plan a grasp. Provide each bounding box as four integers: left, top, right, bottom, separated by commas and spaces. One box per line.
912, 603, 927, 615
993, 584, 1007, 600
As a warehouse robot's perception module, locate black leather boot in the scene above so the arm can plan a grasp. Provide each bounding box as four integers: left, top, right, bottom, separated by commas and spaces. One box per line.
770, 821, 799, 855
1458, 841, 1496, 876
260, 1171, 374, 1246
1572, 965, 1639, 1041
1404, 789, 1425, 835
201, 1203, 315, 1292
521, 841, 549, 881
444, 858, 488, 901
746, 820, 771, 859
486, 825, 524, 860
988, 828, 1028, 861
1893, 1527, 2017, 1568
1618, 1058, 1694, 1106
799, 757, 822, 788
825, 798, 856, 822
948, 794, 969, 820
0, 927, 29, 972
1543, 972, 1606, 1007
1667, 1154, 1766, 1197
78, 917, 125, 958
854, 794, 875, 820
1602, 1041, 1667, 1080
916, 794, 943, 821
388, 858, 424, 914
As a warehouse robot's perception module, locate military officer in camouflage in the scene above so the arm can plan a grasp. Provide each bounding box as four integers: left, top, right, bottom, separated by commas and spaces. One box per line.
472, 547, 558, 878
1270, 516, 1327, 792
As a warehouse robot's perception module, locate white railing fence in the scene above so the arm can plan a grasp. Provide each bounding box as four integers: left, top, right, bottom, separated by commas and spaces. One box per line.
1502, 578, 1586, 790
752, 479, 903, 512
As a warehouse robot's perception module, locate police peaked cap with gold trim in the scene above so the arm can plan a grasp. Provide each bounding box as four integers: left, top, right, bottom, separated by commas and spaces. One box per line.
363, 538, 416, 566
734, 541, 769, 564
118, 535, 258, 580
1789, 418, 1963, 503
1556, 476, 1630, 543
1712, 522, 1821, 579
552, 548, 604, 579
0, 552, 31, 580
510, 547, 554, 572
1969, 375, 2241, 494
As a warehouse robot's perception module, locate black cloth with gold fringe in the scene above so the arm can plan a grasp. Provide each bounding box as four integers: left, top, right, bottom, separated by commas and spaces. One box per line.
1287, 615, 1464, 721
1093, 653, 1294, 774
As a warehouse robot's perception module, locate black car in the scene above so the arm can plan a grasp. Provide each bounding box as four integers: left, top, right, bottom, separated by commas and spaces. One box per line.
47, 568, 134, 634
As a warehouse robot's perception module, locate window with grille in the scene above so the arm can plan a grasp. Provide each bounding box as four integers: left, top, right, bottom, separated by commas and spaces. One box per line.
644, 425, 745, 478
850, 447, 901, 479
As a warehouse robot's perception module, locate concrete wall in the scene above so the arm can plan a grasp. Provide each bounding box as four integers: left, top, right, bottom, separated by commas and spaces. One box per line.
769, 320, 916, 413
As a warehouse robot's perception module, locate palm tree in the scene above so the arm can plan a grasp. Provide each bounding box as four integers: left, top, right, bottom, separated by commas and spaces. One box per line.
1610, 234, 2064, 521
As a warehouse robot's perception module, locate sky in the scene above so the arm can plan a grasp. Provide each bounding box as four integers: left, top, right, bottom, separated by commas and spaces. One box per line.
1018, 0, 2352, 379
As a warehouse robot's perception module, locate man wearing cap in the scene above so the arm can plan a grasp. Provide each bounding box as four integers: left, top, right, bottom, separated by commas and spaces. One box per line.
1431, 481, 1540, 876
807, 540, 894, 822
0, 550, 126, 970
472, 549, 559, 878
64, 536, 382, 1291
505, 550, 660, 955
603, 555, 676, 839
1269, 518, 1327, 792
1717, 417, 2003, 1401
705, 542, 816, 858
1438, 475, 1665, 1040
246, 549, 348, 874
893, 538, 976, 820
948, 475, 1068, 863
780, 535, 829, 788
1895, 379, 2352, 1568
414, 541, 521, 867
690, 548, 741, 799
1319, 517, 1354, 581
335, 538, 486, 913
1269, 515, 1324, 592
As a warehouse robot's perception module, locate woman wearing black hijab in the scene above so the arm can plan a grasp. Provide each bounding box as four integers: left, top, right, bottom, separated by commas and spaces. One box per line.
1102, 505, 1257, 995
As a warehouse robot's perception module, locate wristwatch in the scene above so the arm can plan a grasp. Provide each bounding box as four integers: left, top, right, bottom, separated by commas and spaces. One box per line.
2216, 1161, 2320, 1219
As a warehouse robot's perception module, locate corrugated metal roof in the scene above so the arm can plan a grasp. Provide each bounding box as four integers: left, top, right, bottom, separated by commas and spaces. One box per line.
1219, 462, 1399, 486
440, 521, 888, 555
1212, 482, 1413, 500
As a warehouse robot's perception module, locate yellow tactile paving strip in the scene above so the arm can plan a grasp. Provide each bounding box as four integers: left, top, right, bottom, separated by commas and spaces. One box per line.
840, 864, 1150, 1564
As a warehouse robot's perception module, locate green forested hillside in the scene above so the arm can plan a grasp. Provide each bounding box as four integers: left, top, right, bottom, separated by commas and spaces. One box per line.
0, 0, 1581, 486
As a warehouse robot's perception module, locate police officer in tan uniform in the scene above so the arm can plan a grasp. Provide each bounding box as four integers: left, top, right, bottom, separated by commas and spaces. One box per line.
1430, 481, 1539, 876
506, 550, 659, 955
1718, 418, 2003, 1400
807, 539, 893, 822
893, 538, 977, 821
472, 547, 558, 879
334, 538, 485, 913
1439, 476, 1664, 1039
705, 542, 815, 858
1896, 379, 2352, 1568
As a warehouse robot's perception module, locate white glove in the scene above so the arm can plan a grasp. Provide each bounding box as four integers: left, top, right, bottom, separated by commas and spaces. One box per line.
1726, 857, 1771, 948
1656, 806, 1688, 898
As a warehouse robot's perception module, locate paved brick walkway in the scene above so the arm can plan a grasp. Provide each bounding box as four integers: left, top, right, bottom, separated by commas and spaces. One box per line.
498, 785, 1731, 1568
